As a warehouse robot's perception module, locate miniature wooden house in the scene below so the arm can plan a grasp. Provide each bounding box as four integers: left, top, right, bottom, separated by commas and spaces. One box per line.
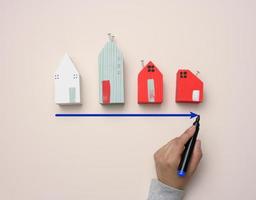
98, 35, 124, 104
176, 69, 203, 103
54, 54, 81, 104
138, 61, 163, 104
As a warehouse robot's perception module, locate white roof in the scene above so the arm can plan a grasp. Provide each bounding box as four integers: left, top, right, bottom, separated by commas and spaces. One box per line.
55, 53, 79, 75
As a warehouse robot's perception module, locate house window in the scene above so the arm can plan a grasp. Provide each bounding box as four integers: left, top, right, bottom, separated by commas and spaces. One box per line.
180, 71, 187, 78
147, 65, 155, 72
73, 74, 78, 79
54, 74, 60, 79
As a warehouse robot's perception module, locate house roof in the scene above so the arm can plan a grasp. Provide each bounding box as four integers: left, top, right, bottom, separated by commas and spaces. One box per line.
139, 61, 163, 76
98, 40, 123, 60
55, 53, 79, 75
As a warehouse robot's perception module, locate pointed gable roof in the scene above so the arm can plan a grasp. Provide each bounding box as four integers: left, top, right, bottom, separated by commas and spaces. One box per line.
55, 53, 79, 75
139, 61, 163, 75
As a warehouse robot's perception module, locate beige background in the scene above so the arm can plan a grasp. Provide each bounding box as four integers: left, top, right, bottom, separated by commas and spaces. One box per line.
1, 0, 256, 199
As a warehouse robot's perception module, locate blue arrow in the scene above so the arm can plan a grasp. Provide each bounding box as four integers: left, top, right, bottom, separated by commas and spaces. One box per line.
55, 112, 198, 119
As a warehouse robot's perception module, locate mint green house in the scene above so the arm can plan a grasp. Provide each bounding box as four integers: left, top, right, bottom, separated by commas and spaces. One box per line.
98, 35, 124, 104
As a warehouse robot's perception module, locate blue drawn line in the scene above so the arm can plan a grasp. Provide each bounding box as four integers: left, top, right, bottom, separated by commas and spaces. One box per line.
55, 112, 198, 119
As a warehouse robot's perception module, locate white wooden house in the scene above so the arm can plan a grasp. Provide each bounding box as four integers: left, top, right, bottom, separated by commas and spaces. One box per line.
54, 54, 81, 104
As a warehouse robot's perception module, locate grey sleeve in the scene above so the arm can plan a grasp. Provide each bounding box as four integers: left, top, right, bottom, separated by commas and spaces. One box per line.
147, 179, 184, 200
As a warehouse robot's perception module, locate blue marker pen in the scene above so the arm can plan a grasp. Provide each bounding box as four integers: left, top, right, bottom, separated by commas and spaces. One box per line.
177, 115, 200, 177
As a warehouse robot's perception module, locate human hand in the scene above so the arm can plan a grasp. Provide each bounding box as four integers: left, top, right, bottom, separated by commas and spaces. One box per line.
154, 126, 202, 190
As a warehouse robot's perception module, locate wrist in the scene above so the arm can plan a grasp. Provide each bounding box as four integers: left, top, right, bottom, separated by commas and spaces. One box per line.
157, 177, 187, 190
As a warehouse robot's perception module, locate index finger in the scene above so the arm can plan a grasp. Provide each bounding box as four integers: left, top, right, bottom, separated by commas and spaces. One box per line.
179, 126, 196, 144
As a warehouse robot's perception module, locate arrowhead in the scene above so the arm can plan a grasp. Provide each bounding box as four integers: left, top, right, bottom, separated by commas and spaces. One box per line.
190, 112, 198, 119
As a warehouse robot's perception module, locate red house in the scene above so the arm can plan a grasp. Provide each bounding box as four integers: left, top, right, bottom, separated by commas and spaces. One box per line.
176, 69, 203, 103
138, 61, 163, 104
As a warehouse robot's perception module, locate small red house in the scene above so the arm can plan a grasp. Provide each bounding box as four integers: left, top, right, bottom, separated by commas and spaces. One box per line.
176, 69, 203, 103
138, 61, 163, 104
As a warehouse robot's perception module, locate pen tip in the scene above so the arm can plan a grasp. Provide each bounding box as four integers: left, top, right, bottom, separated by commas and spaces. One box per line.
194, 115, 200, 124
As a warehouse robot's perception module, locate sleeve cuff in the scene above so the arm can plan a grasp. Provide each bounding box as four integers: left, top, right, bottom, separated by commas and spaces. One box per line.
148, 179, 184, 200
